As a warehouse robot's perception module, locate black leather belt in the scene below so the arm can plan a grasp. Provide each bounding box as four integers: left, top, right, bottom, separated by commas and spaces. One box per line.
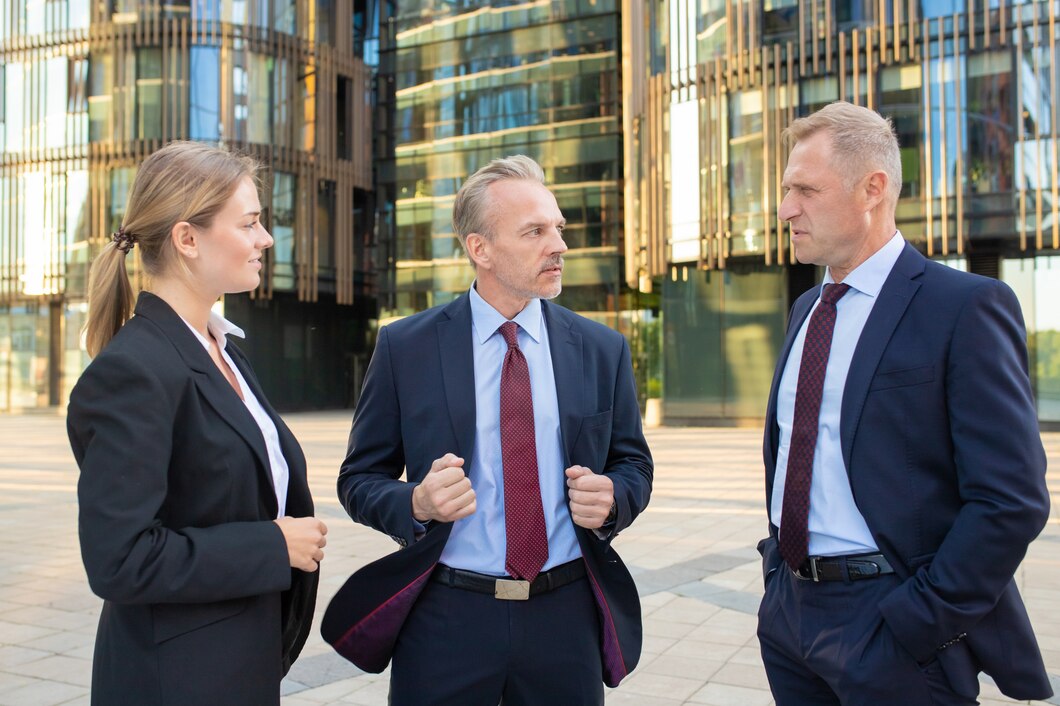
431, 560, 586, 601
793, 553, 894, 582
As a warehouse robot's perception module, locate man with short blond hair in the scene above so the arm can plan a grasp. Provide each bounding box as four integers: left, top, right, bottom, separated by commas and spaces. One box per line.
757, 101, 1051, 705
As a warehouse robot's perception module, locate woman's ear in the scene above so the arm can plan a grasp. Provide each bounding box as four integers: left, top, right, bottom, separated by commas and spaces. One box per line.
170, 222, 199, 260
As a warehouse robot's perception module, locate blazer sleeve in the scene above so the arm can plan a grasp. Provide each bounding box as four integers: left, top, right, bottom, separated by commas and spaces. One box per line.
337, 326, 420, 545
878, 279, 1050, 661
601, 337, 654, 539
68, 351, 292, 605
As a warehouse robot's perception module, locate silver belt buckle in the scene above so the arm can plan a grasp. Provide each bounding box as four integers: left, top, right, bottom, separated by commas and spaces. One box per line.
495, 579, 530, 600
809, 556, 820, 582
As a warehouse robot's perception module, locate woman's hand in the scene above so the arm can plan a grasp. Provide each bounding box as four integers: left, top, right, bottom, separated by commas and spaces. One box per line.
274, 516, 328, 572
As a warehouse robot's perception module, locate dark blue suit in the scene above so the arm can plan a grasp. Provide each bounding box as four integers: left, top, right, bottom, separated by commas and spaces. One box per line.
759, 243, 1051, 701
322, 295, 653, 697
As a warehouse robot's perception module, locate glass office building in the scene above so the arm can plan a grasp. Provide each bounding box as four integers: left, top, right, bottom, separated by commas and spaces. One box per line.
622, 0, 1060, 426
375, 0, 646, 334
0, 0, 380, 411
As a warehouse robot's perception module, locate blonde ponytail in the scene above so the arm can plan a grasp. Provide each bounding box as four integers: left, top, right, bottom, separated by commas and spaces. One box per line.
80, 141, 260, 357
84, 240, 135, 358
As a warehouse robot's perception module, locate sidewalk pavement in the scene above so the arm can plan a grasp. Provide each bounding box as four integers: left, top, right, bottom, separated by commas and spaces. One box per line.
0, 411, 1057, 706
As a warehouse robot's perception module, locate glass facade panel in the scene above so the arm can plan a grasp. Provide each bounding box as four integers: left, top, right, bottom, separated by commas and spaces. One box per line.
729, 90, 764, 255
271, 172, 296, 291
879, 65, 922, 200
3, 63, 23, 152
136, 48, 162, 140
662, 267, 786, 420
384, 0, 622, 319
88, 52, 113, 142
190, 46, 221, 141
1003, 256, 1060, 423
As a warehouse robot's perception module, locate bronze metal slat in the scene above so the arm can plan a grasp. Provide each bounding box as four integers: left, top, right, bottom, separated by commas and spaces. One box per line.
953, 11, 964, 255
775, 42, 784, 266
762, 45, 771, 267
1052, 0, 1059, 250
924, 41, 934, 256
1033, 1, 1044, 252
799, 0, 807, 76
812, 0, 819, 74
937, 16, 948, 256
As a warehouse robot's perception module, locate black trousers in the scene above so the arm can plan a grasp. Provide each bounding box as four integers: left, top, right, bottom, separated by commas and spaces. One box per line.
389, 574, 603, 706
757, 568, 978, 706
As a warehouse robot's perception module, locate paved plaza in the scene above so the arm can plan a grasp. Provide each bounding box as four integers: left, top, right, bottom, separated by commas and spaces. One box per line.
0, 411, 1057, 705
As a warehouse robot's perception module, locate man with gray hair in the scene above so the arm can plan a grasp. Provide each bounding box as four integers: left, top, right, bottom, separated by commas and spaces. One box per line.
757, 101, 1051, 704
325, 155, 653, 704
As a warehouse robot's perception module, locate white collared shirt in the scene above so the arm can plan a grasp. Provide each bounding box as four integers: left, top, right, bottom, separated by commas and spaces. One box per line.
183, 312, 290, 518
772, 232, 906, 556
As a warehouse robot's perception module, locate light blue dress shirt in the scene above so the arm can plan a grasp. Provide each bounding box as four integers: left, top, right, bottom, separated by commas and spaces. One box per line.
771, 232, 905, 557
437, 286, 582, 575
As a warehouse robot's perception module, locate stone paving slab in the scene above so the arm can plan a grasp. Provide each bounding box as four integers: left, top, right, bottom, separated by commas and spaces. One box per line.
0, 411, 1056, 705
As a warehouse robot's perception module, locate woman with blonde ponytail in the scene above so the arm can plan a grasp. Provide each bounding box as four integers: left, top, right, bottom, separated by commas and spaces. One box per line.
67, 142, 326, 706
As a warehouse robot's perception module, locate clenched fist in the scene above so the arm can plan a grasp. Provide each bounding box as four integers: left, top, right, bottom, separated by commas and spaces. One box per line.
412, 453, 477, 523
566, 465, 614, 529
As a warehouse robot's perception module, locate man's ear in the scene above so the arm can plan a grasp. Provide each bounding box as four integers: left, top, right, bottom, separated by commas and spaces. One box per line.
465, 232, 490, 270
171, 222, 199, 259
863, 170, 888, 210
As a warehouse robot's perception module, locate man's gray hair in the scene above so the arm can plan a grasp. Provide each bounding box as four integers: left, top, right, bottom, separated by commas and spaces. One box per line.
452, 155, 546, 249
784, 101, 903, 201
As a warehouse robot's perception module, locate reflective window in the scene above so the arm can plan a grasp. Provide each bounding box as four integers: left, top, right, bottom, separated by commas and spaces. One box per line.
835, 0, 875, 32
88, 52, 113, 142
274, 0, 296, 34
190, 46, 220, 141
698, 0, 727, 60
316, 0, 336, 45
967, 52, 1015, 196
317, 180, 335, 273
3, 63, 23, 152
271, 172, 296, 291
879, 65, 922, 199
136, 49, 162, 140
763, 0, 799, 42
273, 56, 291, 147
729, 90, 764, 254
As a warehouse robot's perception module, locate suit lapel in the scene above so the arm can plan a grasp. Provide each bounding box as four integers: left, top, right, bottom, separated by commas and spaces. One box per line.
542, 301, 583, 466
133, 293, 274, 496
839, 243, 925, 471
437, 296, 477, 465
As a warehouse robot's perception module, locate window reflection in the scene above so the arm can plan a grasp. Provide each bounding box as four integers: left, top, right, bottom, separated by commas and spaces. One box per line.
879, 65, 922, 199
136, 49, 162, 140
190, 46, 220, 141
271, 172, 297, 291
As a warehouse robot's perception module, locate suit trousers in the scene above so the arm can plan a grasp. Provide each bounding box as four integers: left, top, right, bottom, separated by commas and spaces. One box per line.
389, 573, 603, 706
757, 567, 978, 706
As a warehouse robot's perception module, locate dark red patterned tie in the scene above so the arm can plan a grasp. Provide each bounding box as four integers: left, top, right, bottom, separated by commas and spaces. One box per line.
778, 283, 851, 571
499, 321, 549, 581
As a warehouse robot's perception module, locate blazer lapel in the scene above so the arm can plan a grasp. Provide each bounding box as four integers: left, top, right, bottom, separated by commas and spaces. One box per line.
133, 293, 274, 494
839, 243, 925, 471
542, 301, 583, 466
437, 296, 477, 465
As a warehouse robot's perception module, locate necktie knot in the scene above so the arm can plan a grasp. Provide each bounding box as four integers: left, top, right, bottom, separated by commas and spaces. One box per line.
821, 282, 851, 305
500, 321, 520, 349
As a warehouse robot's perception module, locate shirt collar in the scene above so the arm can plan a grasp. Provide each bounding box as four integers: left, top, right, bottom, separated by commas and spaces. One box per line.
824, 231, 905, 298
181, 310, 246, 352
468, 283, 543, 345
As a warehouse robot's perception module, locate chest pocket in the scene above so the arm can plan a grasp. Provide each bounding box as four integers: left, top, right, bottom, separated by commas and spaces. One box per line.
869, 364, 934, 391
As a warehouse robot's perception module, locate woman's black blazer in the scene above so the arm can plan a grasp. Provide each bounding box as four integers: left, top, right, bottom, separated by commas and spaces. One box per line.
67, 292, 318, 706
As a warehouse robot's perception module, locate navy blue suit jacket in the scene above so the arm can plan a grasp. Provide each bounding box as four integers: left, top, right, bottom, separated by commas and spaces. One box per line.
324, 295, 653, 687
760, 243, 1051, 699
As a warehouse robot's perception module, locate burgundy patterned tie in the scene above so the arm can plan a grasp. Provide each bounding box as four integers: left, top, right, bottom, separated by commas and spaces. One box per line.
499, 321, 549, 581
778, 283, 851, 571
